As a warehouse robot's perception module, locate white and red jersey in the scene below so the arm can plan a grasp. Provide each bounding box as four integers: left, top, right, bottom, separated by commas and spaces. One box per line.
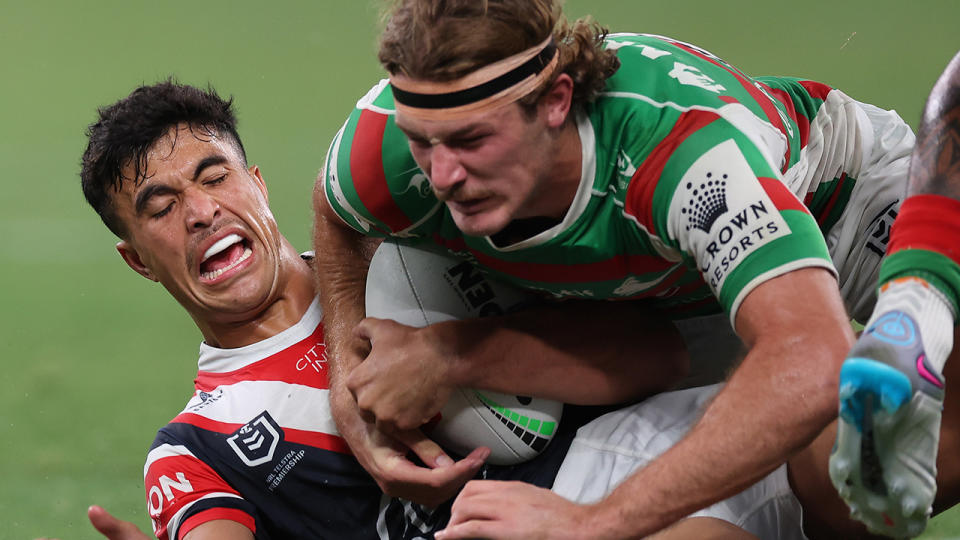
142, 296, 581, 539
143, 297, 394, 539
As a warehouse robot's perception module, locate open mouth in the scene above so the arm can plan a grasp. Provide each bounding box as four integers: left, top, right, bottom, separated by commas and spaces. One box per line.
199, 233, 252, 281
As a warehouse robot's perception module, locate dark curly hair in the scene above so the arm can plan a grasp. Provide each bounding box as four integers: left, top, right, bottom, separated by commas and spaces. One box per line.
80, 80, 245, 237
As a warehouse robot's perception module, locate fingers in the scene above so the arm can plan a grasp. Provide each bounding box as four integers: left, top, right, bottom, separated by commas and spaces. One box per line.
87, 506, 150, 540
353, 316, 391, 342
438, 482, 513, 540
450, 485, 504, 522
438, 481, 559, 540
435, 520, 505, 540
396, 429, 476, 469
349, 318, 438, 432
390, 460, 485, 507
375, 415, 422, 435
88, 505, 122, 534
396, 429, 490, 485
353, 317, 375, 342
372, 431, 490, 507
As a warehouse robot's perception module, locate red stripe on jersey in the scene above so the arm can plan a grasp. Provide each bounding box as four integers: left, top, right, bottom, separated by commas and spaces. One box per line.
796, 80, 833, 154
145, 453, 244, 540
287, 427, 352, 454
798, 80, 833, 101
795, 112, 811, 153
476, 251, 680, 282
625, 110, 722, 236
813, 173, 847, 225
757, 177, 808, 213
759, 83, 809, 152
195, 325, 329, 391
170, 413, 352, 455
431, 234, 677, 281
146, 453, 240, 500
179, 507, 256, 539
171, 413, 239, 434
671, 42, 792, 170
350, 110, 413, 233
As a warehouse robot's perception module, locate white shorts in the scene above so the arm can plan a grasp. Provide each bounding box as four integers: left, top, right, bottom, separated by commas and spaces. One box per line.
552, 384, 807, 539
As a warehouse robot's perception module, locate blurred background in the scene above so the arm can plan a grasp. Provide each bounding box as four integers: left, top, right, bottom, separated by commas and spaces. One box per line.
2, 1, 959, 537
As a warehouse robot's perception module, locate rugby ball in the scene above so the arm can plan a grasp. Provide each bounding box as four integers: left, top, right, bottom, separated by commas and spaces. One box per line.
365, 238, 563, 465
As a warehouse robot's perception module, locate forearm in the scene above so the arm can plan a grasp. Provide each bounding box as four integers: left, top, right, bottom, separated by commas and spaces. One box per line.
312, 191, 378, 374
599, 348, 839, 535
429, 301, 689, 404
586, 269, 855, 537
311, 184, 380, 425
183, 520, 255, 540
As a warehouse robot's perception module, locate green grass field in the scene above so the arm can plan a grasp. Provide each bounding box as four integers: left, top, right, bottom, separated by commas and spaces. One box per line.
3, 1, 959, 538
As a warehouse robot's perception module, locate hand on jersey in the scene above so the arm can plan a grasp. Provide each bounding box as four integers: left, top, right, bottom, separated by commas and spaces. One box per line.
435, 480, 594, 540
349, 317, 456, 432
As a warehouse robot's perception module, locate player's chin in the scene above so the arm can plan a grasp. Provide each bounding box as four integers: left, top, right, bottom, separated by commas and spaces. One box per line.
207, 285, 274, 315
451, 209, 509, 238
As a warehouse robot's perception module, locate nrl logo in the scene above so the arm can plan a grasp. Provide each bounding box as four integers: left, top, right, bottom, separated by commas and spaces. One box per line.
227, 411, 283, 467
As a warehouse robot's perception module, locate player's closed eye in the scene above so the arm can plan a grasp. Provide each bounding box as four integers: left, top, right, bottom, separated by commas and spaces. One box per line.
204, 174, 227, 186
452, 135, 485, 149
152, 201, 174, 219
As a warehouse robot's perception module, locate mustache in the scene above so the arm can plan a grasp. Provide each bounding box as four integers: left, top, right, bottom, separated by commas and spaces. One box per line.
432, 184, 493, 203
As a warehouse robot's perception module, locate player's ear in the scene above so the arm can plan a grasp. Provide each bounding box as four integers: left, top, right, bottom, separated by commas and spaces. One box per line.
540, 73, 574, 129
249, 165, 269, 202
116, 241, 158, 282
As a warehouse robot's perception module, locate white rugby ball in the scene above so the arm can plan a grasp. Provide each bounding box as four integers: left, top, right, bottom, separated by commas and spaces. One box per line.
365, 238, 563, 465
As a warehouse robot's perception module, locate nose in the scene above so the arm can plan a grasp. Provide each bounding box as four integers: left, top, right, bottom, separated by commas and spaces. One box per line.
428, 144, 467, 195
183, 186, 220, 230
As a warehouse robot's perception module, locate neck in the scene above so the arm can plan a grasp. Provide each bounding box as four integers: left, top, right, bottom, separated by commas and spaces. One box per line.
541, 115, 583, 219
196, 241, 316, 349
492, 118, 582, 246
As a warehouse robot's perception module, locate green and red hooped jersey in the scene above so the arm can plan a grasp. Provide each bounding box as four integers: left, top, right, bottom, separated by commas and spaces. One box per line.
323, 33, 869, 324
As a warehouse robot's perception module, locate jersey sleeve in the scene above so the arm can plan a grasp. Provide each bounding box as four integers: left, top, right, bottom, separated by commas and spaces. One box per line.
321, 79, 445, 238
144, 437, 257, 540
624, 109, 836, 324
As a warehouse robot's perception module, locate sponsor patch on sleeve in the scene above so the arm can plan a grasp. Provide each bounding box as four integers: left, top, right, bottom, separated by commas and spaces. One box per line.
670, 139, 790, 295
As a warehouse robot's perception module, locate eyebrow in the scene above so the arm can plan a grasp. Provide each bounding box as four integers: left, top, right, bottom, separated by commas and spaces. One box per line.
133, 154, 229, 215
395, 120, 488, 143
